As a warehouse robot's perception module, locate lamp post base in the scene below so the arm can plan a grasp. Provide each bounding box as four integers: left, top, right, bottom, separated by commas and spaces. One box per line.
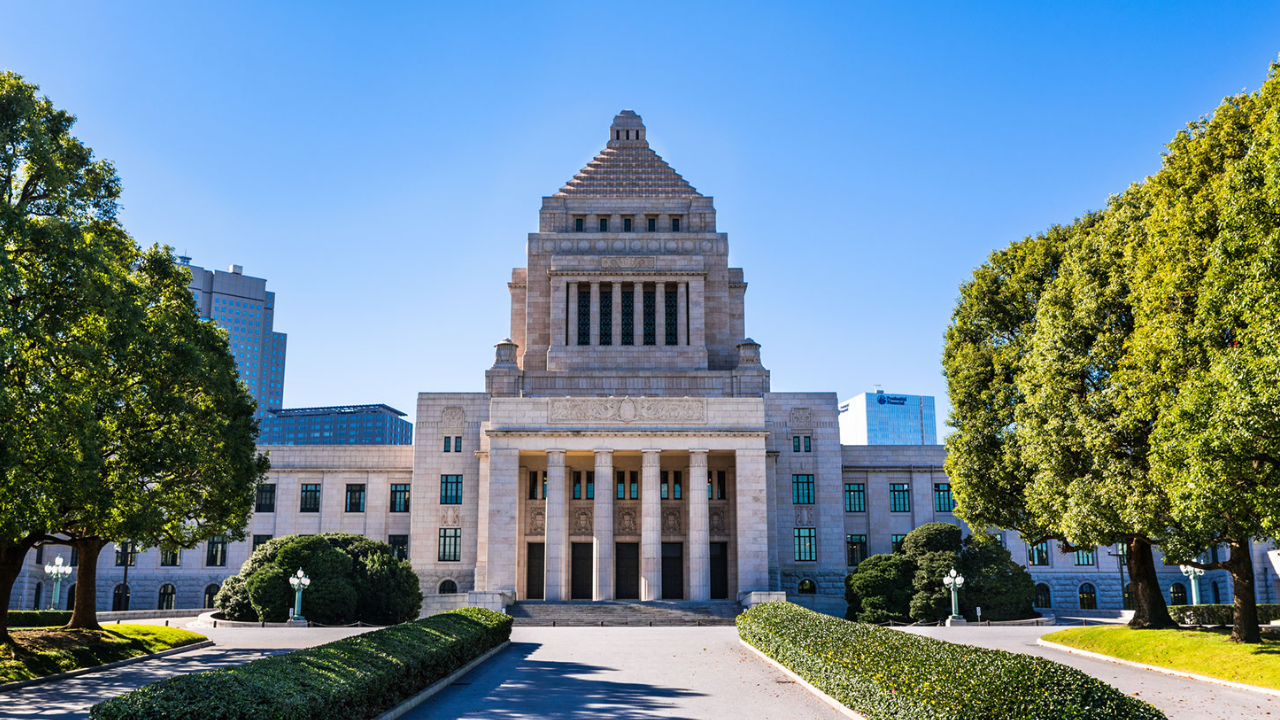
287, 617, 308, 627
945, 616, 968, 627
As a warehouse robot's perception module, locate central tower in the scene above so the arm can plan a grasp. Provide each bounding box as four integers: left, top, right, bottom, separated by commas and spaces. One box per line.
490, 110, 768, 398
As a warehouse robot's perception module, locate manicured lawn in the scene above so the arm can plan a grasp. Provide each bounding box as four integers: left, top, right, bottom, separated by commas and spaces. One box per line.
1, 624, 206, 683
1044, 626, 1280, 689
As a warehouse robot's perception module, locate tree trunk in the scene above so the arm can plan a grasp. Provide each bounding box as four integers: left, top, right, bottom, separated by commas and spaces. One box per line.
1227, 538, 1260, 644
66, 537, 107, 630
1126, 537, 1178, 629
0, 536, 39, 643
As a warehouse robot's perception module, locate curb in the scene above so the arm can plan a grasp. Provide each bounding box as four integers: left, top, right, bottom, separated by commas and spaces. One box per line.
0, 640, 215, 693
1036, 638, 1280, 698
738, 640, 866, 720
372, 640, 511, 720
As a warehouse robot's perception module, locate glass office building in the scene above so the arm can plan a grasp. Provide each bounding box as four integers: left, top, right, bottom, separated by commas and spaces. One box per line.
259, 404, 413, 445
838, 390, 937, 445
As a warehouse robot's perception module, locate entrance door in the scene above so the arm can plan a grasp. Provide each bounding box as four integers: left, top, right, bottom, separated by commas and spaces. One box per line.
710, 542, 729, 599
526, 542, 545, 600
571, 542, 594, 600
662, 542, 684, 600
615, 542, 639, 599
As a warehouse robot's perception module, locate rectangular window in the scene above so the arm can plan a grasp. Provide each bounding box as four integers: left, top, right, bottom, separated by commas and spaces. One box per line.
792, 474, 815, 504
1028, 541, 1050, 566
934, 483, 955, 513
438, 528, 461, 562
623, 217, 632, 232
35, 545, 43, 565
671, 217, 681, 231
578, 289, 591, 346
600, 288, 612, 346
599, 218, 608, 232
440, 475, 463, 505
648, 217, 656, 232
792, 436, 801, 452
630, 471, 639, 499
794, 528, 817, 562
575, 217, 584, 232
389, 534, 409, 561
443, 436, 452, 452
161, 547, 181, 566
844, 483, 866, 512
586, 470, 594, 500
672, 470, 682, 500
299, 481, 320, 509
620, 287, 634, 345
846, 534, 867, 567
251, 535, 272, 552
206, 536, 227, 567
454, 436, 462, 452
256, 484, 276, 513
664, 289, 678, 345
69, 547, 78, 566
661, 470, 669, 500
717, 470, 727, 499
530, 470, 542, 500
892, 534, 908, 553
890, 483, 911, 513
345, 484, 366, 512
390, 484, 411, 513
804, 436, 811, 452
573, 471, 583, 500
1075, 549, 1095, 566
642, 289, 656, 345
616, 470, 626, 500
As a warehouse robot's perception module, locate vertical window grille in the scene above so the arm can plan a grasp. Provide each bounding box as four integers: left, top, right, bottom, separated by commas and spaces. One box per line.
791, 475, 815, 504
1074, 549, 1095, 566
620, 287, 634, 345
844, 483, 866, 512
586, 471, 594, 500
345, 484, 366, 512
803, 436, 811, 452
454, 436, 462, 452
664, 290, 678, 345
390, 484, 411, 512
158, 584, 176, 610
891, 534, 908, 553
890, 483, 911, 513
440, 475, 463, 505
1028, 541, 1050, 566
578, 289, 591, 345
846, 534, 867, 566
115, 542, 137, 567
793, 436, 801, 452
573, 471, 582, 500
1079, 583, 1097, 610
793, 528, 816, 562
438, 529, 461, 562
1034, 583, 1052, 608
643, 289, 656, 345
600, 289, 612, 346
443, 436, 452, 452
388, 535, 409, 561
934, 483, 955, 512
161, 547, 182, 566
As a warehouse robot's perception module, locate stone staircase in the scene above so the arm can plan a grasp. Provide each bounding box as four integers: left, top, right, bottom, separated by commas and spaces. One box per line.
508, 600, 742, 626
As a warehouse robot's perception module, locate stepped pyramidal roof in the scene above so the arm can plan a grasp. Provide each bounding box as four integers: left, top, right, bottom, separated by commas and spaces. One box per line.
555, 110, 702, 198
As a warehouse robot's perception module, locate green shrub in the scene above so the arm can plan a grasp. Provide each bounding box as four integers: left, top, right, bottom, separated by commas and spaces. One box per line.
1169, 604, 1280, 626
90, 607, 512, 720
216, 533, 419, 624
845, 553, 914, 623
738, 602, 1166, 720
7, 610, 73, 627
956, 535, 1036, 622
901, 522, 963, 556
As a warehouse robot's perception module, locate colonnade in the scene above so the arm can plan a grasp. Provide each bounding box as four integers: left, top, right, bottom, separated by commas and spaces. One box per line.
551, 277, 707, 349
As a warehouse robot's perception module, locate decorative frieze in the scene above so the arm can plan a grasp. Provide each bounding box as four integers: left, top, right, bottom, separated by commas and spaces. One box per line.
440, 507, 463, 527
709, 506, 727, 536
548, 397, 707, 424
662, 508, 682, 534
616, 505, 639, 535
528, 508, 546, 535
573, 508, 593, 535
600, 256, 655, 269
442, 407, 466, 428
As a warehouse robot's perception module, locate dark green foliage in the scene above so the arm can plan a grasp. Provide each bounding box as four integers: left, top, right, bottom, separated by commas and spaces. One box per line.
1169, 604, 1280, 626
738, 602, 1167, 720
89, 608, 512, 720
958, 536, 1036, 622
909, 550, 958, 621
901, 522, 963, 556
217, 533, 420, 625
844, 553, 913, 623
7, 610, 72, 627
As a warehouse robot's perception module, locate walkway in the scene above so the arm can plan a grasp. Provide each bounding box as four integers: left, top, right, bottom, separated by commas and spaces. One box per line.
900, 625, 1280, 720
0, 618, 373, 719
408, 626, 846, 720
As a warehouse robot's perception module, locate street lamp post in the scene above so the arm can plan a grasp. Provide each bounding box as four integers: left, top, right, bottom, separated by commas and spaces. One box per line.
942, 568, 966, 626
43, 554, 72, 611
288, 568, 311, 622
1179, 565, 1204, 606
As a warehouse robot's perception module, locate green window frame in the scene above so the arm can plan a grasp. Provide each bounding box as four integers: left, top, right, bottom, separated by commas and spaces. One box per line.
160, 547, 181, 566
793, 528, 816, 562
934, 483, 955, 513
345, 483, 366, 513
300, 483, 321, 513
251, 535, 272, 552
115, 542, 137, 567
892, 534, 908, 553
890, 483, 911, 513
792, 436, 801, 452
792, 474, 815, 504
844, 483, 865, 512
389, 534, 409, 561
1074, 549, 1095, 566
255, 483, 276, 513
206, 536, 227, 567
438, 528, 460, 562
846, 534, 867, 567
440, 475, 463, 505
1028, 541, 1050, 566
390, 483, 411, 512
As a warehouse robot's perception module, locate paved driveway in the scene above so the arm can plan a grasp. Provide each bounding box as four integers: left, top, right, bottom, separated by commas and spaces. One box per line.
409, 626, 846, 720
900, 625, 1280, 720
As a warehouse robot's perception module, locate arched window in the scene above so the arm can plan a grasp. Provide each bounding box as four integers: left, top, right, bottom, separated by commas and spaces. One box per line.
158, 584, 177, 610
797, 578, 817, 595
1078, 583, 1096, 610
1123, 583, 1134, 610
203, 584, 220, 609
1033, 583, 1052, 608
33, 582, 43, 610
112, 584, 131, 611
1212, 581, 1221, 605
1170, 582, 1187, 606
439, 579, 458, 595
66, 584, 76, 612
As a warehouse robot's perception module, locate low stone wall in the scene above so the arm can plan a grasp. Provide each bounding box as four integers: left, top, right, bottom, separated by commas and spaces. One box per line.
421, 594, 471, 617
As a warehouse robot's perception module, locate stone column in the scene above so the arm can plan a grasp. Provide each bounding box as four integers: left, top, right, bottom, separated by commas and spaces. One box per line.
544, 450, 568, 601
593, 449, 615, 600
633, 283, 644, 346
654, 281, 667, 347
689, 276, 706, 351
550, 281, 566, 348
611, 283, 623, 348
676, 282, 687, 346
589, 282, 601, 346
484, 445, 520, 593
735, 446, 769, 595
687, 449, 710, 601
473, 450, 490, 591
567, 282, 579, 347
640, 449, 662, 601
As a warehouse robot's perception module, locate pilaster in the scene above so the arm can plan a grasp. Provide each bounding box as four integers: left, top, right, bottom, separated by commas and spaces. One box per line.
593, 449, 615, 600
545, 450, 568, 601
688, 449, 710, 600
641, 449, 662, 601
735, 445, 769, 595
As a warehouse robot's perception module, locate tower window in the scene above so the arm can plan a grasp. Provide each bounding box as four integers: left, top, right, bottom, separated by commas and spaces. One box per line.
578, 289, 591, 346
575, 218, 584, 232
623, 218, 632, 232
664, 289, 678, 345
648, 218, 656, 232
600, 287, 613, 346
620, 285, 634, 346
599, 218, 609, 232
642, 289, 656, 346
671, 217, 680, 231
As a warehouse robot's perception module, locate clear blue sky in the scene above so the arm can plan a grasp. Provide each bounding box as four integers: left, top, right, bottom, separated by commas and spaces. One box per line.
6, 2, 1280, 431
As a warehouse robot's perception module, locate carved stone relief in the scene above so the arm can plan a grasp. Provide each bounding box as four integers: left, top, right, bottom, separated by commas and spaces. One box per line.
573, 508, 593, 535
439, 507, 462, 527
709, 507, 727, 535
528, 508, 545, 535
662, 508, 681, 534
549, 397, 706, 424
616, 506, 638, 535
790, 407, 813, 429
795, 507, 815, 526
600, 256, 655, 269
442, 406, 466, 427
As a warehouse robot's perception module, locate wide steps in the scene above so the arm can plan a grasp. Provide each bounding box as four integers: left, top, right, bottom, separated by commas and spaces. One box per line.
509, 600, 741, 626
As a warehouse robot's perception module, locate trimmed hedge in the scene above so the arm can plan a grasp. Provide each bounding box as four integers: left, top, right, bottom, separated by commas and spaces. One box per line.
90, 607, 512, 720
738, 602, 1166, 720
1169, 604, 1280, 626
8, 610, 73, 627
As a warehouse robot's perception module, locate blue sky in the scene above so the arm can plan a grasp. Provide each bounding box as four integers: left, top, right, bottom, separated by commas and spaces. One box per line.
6, 2, 1280, 431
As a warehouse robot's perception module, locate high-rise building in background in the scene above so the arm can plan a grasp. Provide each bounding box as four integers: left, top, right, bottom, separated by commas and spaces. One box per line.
259, 404, 413, 445
181, 258, 286, 419
839, 390, 937, 445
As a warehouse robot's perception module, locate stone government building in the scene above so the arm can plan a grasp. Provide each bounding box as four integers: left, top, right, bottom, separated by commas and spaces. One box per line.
11, 110, 1269, 615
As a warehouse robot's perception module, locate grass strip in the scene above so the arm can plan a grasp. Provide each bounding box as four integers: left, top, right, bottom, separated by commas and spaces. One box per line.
2, 624, 206, 683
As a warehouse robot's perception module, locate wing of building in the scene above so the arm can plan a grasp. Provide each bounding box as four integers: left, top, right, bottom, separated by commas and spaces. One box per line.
11, 111, 1264, 616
